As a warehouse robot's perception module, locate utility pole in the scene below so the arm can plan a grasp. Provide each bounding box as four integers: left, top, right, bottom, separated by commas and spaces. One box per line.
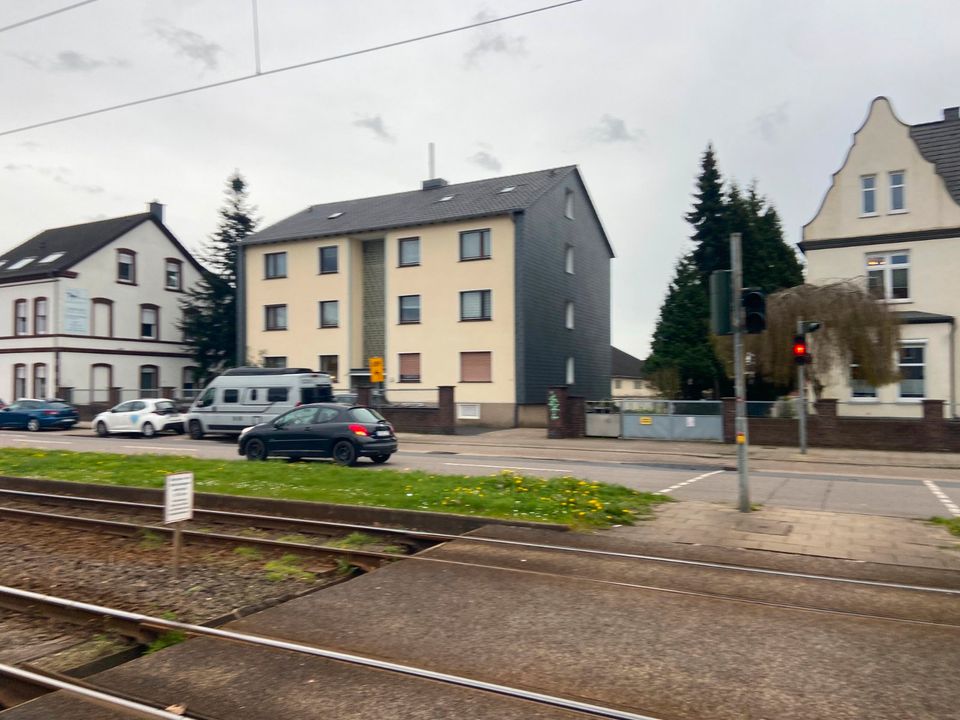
797, 319, 808, 455
730, 233, 750, 512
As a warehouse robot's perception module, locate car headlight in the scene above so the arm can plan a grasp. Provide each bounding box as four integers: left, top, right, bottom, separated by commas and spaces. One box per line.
240, 426, 253, 437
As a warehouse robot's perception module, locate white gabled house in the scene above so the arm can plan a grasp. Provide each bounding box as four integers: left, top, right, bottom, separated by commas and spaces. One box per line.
0, 203, 205, 408
800, 97, 960, 417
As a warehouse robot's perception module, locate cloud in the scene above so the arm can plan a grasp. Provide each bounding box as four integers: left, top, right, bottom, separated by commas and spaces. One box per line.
4, 163, 102, 193
469, 150, 502, 172
464, 9, 526, 67
19, 141, 41, 151
353, 114, 395, 142
754, 103, 789, 142
150, 21, 222, 70
590, 114, 642, 144
11, 51, 128, 72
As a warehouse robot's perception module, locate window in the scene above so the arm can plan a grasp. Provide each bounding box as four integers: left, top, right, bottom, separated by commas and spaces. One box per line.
33, 364, 47, 398
327, 211, 343, 219
34, 298, 48, 334
264, 252, 287, 279
499, 186, 516, 193
438, 195, 455, 203
139, 365, 159, 397
399, 295, 421, 324
9, 257, 35, 270
461, 351, 492, 382
263, 356, 287, 368
140, 305, 159, 339
265, 304, 287, 330
850, 363, 876, 399
165, 259, 182, 290
633, 380, 642, 390
460, 290, 492, 321
319, 355, 339, 382
457, 403, 481, 420
565, 245, 574, 274
614, 379, 622, 389
399, 353, 421, 383
398, 237, 420, 267
889, 171, 906, 212
866, 252, 909, 300
565, 189, 574, 219
566, 357, 575, 385
898, 344, 925, 399
267, 387, 288, 402
276, 406, 318, 427
319, 246, 339, 274
39, 252, 64, 264
117, 250, 136, 283
14, 299, 28, 335
13, 364, 26, 398
223, 389, 240, 403
565, 301, 574, 329
92, 298, 113, 338
460, 229, 491, 260
182, 367, 197, 397
319, 300, 339, 328
861, 175, 876, 215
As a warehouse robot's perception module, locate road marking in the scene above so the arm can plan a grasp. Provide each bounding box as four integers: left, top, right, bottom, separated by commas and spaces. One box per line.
444, 462, 568, 473
658, 469, 724, 494
8, 437, 73, 445
122, 445, 199, 453
923, 479, 960, 517
755, 467, 951, 483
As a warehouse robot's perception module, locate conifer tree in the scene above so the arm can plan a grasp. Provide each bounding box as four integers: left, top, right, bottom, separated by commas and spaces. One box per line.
688, 144, 728, 279
179, 172, 259, 382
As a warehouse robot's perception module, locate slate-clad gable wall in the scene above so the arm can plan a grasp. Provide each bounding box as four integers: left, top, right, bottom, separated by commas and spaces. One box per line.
515, 172, 611, 404
362, 240, 385, 360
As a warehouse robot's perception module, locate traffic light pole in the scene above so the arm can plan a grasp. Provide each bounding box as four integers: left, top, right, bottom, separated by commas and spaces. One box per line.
797, 320, 808, 454
730, 233, 750, 513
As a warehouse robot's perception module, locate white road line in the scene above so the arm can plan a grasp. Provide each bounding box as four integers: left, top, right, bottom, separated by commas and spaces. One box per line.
658, 469, 724, 494
923, 479, 960, 517
122, 445, 200, 453
754, 467, 950, 483
444, 462, 568, 473
8, 437, 73, 445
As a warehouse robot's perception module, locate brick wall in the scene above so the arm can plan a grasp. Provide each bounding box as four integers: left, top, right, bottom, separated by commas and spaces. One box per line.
357, 385, 455, 435
722, 397, 960, 452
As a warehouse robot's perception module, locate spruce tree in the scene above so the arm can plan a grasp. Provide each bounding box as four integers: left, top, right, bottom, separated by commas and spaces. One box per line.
179, 172, 259, 382
688, 144, 728, 279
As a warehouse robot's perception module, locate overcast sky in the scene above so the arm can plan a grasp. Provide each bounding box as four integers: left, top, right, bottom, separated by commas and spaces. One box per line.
2, 0, 959, 360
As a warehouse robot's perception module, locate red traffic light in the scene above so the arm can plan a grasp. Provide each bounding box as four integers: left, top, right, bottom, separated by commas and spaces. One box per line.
792, 334, 810, 365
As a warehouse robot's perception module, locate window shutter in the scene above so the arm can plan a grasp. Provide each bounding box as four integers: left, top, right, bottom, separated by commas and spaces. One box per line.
461, 352, 491, 382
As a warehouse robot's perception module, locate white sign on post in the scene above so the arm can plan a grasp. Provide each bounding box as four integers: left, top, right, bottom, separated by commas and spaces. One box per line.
164, 472, 194, 524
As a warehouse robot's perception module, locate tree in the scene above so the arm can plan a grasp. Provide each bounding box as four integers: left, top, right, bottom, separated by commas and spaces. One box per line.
752, 281, 901, 399
645, 255, 724, 398
688, 144, 728, 279
180, 172, 259, 382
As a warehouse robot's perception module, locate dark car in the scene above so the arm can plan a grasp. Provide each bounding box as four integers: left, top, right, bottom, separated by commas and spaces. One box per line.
0, 399, 79, 431
237, 403, 397, 466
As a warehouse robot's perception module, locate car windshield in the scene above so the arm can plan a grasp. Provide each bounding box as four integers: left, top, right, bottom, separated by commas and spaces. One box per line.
155, 401, 175, 413
348, 407, 385, 423
46, 402, 70, 409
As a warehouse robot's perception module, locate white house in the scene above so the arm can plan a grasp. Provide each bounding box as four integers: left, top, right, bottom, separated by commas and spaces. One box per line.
0, 203, 205, 408
800, 97, 960, 417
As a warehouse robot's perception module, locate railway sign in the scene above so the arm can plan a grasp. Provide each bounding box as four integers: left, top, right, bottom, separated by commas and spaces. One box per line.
164, 472, 194, 524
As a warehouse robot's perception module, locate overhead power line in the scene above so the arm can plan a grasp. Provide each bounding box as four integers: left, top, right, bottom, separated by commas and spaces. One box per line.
0, 0, 99, 34
0, 0, 583, 138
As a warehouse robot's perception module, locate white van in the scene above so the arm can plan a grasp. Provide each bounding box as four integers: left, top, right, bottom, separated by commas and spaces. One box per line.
185, 367, 334, 439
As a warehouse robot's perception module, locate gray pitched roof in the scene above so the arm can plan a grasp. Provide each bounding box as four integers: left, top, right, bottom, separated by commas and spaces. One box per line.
245, 166, 580, 245
895, 310, 954, 325
0, 212, 204, 285
611, 346, 645, 378
910, 113, 960, 206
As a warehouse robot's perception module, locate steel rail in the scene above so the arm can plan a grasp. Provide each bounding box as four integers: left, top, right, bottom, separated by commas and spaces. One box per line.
0, 585, 662, 720
0, 663, 200, 719
3, 486, 958, 595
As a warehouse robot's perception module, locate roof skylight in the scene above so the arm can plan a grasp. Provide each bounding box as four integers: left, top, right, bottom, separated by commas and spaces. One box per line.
39, 252, 65, 264
327, 212, 343, 219
0, 261, 6, 269
499, 186, 517, 193
8, 257, 35, 270
437, 195, 455, 202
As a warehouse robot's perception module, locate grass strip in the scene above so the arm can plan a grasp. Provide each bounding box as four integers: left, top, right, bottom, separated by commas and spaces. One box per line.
930, 516, 960, 537
0, 448, 668, 529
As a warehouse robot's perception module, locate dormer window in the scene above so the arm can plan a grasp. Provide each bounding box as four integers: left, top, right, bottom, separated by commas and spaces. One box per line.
860, 175, 877, 215
117, 250, 136, 284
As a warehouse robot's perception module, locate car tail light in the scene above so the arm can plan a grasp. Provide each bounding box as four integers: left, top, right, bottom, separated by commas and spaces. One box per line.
43, 410, 58, 416
348, 423, 369, 436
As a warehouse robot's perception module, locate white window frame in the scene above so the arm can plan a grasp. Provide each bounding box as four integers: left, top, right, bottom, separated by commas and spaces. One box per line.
165, 260, 182, 290
565, 356, 575, 385
860, 174, 877, 216
140, 306, 158, 339
866, 251, 910, 302
318, 354, 339, 383
319, 300, 339, 328
897, 341, 926, 401
565, 301, 574, 329
888, 170, 906, 213
457, 403, 481, 420
848, 362, 877, 401
14, 299, 28, 336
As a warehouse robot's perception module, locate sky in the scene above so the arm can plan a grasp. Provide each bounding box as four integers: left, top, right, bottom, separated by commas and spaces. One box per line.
2, 0, 959, 361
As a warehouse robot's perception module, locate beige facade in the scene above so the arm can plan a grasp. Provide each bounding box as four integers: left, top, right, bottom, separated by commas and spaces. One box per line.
802, 97, 960, 417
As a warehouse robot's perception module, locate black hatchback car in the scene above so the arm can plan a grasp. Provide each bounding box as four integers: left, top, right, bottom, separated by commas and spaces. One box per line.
237, 404, 397, 465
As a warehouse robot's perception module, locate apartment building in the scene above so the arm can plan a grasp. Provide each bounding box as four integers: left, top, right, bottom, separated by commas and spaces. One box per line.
800, 97, 960, 416
239, 166, 613, 426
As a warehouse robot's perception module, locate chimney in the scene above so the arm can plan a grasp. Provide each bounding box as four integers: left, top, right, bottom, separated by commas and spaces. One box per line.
421, 142, 448, 190
148, 200, 164, 223
944, 107, 960, 122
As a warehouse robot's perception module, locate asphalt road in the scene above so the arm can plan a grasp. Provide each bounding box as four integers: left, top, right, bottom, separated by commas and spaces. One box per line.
1, 428, 958, 519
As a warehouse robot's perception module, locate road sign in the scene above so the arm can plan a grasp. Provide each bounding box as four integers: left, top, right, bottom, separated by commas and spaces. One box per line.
369, 356, 384, 383
164, 472, 194, 524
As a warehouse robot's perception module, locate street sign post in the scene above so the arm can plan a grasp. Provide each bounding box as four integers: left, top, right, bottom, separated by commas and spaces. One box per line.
164, 472, 194, 577
369, 356, 384, 384
730, 233, 750, 513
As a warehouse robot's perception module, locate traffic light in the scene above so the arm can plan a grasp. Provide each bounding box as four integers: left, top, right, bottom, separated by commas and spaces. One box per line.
792, 334, 810, 366
741, 288, 766, 334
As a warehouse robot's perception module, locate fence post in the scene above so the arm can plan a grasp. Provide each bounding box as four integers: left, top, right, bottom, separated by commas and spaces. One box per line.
437, 386, 455, 435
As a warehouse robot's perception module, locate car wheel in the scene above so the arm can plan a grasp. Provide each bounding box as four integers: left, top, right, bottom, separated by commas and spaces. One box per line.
95, 421, 109, 438
369, 453, 391, 464
245, 438, 268, 461
141, 422, 156, 438
189, 420, 204, 440
26, 418, 40, 432
332, 440, 357, 467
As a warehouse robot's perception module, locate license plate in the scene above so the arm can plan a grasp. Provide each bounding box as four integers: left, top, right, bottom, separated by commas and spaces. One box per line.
375, 430, 390, 437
